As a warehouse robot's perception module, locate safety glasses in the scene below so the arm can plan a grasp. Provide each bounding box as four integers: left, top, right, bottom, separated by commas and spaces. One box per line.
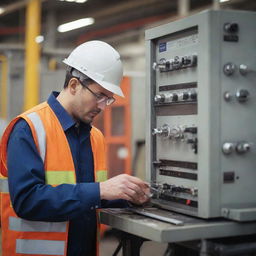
79, 80, 115, 106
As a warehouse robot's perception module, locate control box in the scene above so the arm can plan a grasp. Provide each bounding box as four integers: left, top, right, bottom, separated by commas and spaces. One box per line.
145, 10, 256, 221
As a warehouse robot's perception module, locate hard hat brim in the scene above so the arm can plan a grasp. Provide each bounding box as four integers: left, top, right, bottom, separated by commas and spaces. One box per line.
92, 79, 125, 98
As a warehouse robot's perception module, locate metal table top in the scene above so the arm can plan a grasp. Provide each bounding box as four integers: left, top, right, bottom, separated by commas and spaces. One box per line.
100, 208, 256, 243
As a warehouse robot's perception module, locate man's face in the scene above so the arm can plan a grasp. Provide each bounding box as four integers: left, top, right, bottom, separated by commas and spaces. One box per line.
71, 80, 114, 124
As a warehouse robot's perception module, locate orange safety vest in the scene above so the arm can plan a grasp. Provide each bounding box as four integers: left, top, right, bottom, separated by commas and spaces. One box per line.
0, 102, 108, 256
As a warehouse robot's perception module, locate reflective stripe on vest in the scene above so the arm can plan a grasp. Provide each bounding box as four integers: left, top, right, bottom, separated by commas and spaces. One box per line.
26, 112, 77, 185
96, 170, 108, 182
9, 216, 67, 232
16, 239, 65, 255
27, 112, 46, 162
46, 170, 76, 185
0, 177, 8, 192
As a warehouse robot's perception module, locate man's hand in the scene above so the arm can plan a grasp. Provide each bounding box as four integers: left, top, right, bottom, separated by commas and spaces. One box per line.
99, 174, 150, 205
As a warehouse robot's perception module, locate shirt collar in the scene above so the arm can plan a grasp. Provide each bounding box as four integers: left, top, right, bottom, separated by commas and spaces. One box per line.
47, 91, 91, 132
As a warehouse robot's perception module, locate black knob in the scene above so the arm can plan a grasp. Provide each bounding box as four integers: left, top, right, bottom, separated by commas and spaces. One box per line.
184, 127, 197, 134
172, 93, 178, 102
181, 56, 191, 65
187, 139, 195, 144
165, 61, 170, 69
182, 92, 189, 100
224, 23, 239, 33
190, 92, 197, 100
236, 89, 249, 102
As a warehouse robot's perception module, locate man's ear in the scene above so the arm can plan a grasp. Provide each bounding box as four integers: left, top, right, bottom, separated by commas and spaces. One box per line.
68, 78, 80, 95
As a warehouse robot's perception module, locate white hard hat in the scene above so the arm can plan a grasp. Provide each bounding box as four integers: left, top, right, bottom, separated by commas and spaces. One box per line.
63, 40, 124, 97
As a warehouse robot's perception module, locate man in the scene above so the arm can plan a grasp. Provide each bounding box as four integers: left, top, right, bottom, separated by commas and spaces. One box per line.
0, 41, 149, 256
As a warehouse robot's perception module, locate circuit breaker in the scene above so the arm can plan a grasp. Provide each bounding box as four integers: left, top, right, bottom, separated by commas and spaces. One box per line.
145, 10, 256, 221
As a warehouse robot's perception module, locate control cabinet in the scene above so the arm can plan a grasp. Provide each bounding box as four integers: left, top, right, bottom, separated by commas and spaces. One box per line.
145, 10, 256, 221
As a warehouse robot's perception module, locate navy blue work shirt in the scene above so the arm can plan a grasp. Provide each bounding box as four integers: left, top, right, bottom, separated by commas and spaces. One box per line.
7, 92, 127, 256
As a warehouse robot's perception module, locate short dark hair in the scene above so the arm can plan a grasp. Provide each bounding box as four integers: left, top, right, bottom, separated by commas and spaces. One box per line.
63, 67, 94, 89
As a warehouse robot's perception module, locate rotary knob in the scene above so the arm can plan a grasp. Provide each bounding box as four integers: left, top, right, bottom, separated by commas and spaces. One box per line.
173, 56, 182, 69
239, 64, 248, 76
223, 63, 236, 76
169, 127, 184, 139
152, 124, 170, 138
182, 92, 189, 100
154, 94, 165, 103
223, 23, 239, 33
170, 93, 178, 102
222, 142, 235, 155
152, 58, 168, 71
235, 89, 249, 102
189, 91, 197, 100
236, 142, 250, 154
223, 91, 232, 102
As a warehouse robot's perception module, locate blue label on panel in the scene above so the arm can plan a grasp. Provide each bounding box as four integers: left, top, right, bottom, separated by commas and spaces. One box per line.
159, 42, 166, 52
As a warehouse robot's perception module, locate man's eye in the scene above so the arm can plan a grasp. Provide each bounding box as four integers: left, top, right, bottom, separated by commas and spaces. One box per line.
97, 94, 106, 99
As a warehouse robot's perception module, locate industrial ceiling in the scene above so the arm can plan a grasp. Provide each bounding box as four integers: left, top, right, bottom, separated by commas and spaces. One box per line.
0, 0, 255, 51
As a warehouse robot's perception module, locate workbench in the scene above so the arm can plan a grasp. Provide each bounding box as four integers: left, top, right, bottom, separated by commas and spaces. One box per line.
100, 208, 256, 256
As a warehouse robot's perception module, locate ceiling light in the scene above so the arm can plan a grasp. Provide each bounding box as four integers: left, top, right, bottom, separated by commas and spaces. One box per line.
0, 7, 5, 15
35, 35, 44, 44
57, 18, 94, 33
219, 0, 230, 2
59, 0, 88, 2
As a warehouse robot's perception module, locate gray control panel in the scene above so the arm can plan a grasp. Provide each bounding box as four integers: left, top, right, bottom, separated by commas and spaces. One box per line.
145, 10, 256, 221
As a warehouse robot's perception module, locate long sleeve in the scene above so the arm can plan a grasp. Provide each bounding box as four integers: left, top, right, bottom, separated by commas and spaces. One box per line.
7, 119, 101, 222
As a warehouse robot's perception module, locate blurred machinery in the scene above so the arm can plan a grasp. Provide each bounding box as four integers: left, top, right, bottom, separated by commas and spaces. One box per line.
145, 9, 256, 222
